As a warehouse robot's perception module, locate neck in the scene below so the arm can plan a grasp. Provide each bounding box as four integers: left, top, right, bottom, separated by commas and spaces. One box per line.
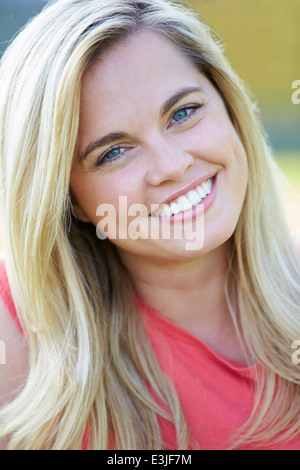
118, 241, 231, 331
117, 240, 254, 366
119, 240, 255, 365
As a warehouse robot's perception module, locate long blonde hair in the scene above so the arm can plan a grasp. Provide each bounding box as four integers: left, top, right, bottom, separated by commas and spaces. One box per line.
0, 0, 299, 450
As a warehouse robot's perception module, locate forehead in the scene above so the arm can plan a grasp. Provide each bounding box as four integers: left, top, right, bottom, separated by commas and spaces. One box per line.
79, 31, 205, 131
82, 30, 199, 92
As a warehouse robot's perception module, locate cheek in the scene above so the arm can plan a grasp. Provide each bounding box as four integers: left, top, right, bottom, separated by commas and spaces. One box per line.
232, 137, 248, 186
70, 165, 146, 225
210, 120, 248, 180
184, 115, 239, 163
222, 136, 249, 209
70, 169, 107, 224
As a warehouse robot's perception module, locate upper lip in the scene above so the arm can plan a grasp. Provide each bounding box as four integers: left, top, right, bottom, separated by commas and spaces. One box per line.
153, 172, 217, 211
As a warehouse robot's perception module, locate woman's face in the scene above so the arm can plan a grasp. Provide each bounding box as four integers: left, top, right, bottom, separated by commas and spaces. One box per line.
70, 30, 248, 261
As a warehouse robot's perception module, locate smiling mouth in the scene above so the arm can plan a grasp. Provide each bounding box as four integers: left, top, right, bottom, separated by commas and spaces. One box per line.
150, 176, 215, 217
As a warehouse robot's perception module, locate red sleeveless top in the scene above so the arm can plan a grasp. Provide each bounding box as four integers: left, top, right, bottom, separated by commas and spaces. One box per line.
1, 256, 300, 450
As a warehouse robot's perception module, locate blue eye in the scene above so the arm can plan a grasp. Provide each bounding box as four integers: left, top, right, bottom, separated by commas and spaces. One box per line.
95, 146, 123, 166
170, 104, 202, 127
173, 108, 188, 122
105, 147, 122, 160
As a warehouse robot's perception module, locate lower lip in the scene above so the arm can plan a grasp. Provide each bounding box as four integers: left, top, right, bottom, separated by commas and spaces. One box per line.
151, 175, 218, 224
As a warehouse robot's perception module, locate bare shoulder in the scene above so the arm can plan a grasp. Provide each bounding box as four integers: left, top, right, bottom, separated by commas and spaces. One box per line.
0, 298, 29, 449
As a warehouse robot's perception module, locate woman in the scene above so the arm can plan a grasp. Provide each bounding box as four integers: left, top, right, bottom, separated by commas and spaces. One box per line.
0, 0, 299, 450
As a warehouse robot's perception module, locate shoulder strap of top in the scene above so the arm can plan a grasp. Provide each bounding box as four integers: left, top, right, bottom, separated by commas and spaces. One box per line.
0, 256, 23, 334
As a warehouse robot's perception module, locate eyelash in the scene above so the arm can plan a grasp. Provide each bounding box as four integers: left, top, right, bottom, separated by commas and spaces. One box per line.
169, 103, 203, 128
95, 145, 130, 167
95, 103, 203, 167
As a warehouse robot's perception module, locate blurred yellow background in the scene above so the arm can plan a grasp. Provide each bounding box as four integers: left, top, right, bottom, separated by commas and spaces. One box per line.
187, 0, 300, 238
0, 0, 299, 240
188, 0, 300, 106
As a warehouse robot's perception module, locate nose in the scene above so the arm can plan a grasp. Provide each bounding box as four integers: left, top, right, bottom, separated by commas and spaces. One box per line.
145, 137, 193, 187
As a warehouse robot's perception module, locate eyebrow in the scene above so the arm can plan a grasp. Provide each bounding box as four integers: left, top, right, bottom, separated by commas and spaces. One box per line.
79, 131, 129, 162
79, 86, 203, 161
160, 86, 203, 116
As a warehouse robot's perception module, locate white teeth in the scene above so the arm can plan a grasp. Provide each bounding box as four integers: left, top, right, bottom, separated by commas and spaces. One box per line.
196, 186, 206, 198
169, 201, 181, 215
177, 195, 193, 212
161, 204, 172, 217
151, 177, 214, 217
156, 208, 165, 216
187, 190, 202, 205
201, 181, 211, 194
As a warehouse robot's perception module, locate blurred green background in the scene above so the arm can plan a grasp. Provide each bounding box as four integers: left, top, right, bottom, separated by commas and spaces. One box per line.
0, 0, 299, 235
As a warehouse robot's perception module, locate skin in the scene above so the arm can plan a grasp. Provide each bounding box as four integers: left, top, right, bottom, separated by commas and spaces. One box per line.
70, 30, 250, 364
